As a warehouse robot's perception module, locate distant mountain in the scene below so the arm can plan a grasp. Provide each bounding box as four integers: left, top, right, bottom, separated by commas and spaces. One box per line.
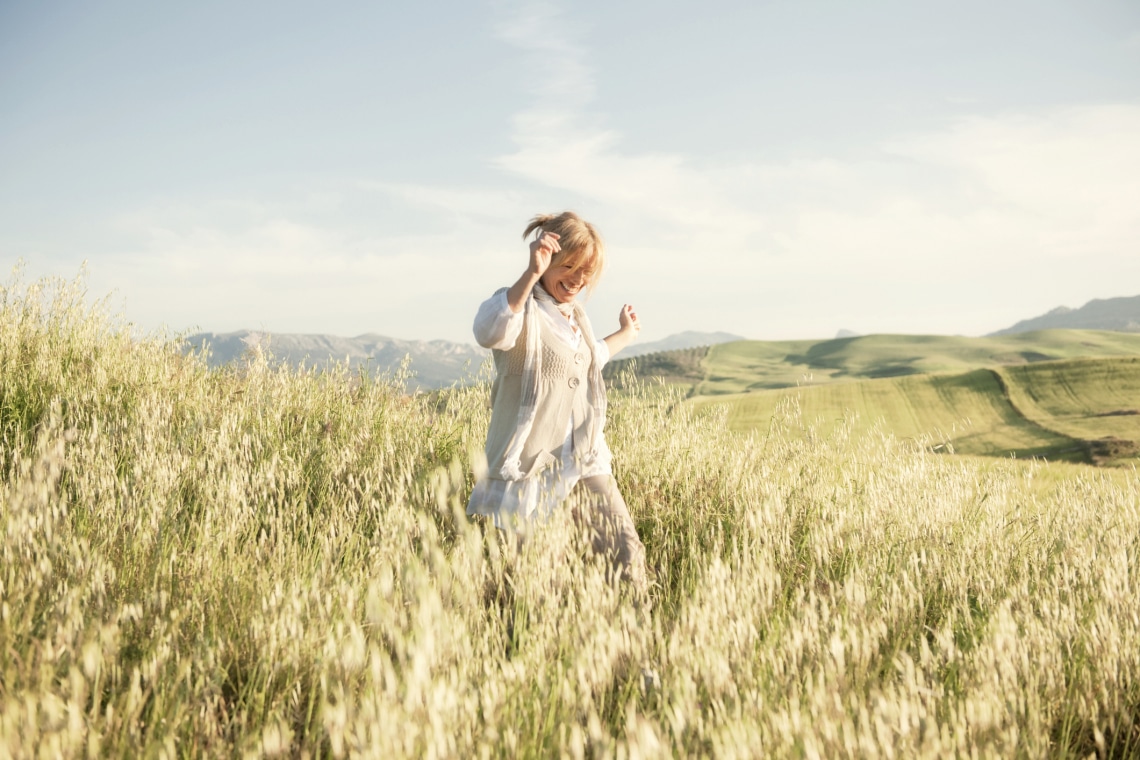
184, 331, 489, 391
184, 329, 741, 390
623, 331, 745, 357
990, 295, 1140, 336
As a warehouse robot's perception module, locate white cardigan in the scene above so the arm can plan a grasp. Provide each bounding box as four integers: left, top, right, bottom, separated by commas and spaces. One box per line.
468, 290, 613, 529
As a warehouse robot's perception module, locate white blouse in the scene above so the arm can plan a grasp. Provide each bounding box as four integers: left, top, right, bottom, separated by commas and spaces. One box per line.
469, 289, 613, 529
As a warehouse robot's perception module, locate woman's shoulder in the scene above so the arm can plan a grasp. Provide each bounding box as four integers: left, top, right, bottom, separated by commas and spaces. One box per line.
482, 287, 511, 306
473, 288, 526, 351
476, 287, 511, 311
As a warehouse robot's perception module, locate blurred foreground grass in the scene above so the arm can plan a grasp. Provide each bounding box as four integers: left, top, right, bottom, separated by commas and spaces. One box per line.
2, 273, 1139, 758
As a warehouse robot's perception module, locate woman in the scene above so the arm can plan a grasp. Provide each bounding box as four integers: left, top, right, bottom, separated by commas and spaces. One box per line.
467, 211, 647, 594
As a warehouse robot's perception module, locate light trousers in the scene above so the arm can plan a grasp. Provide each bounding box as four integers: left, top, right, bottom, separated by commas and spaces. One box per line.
570, 475, 649, 597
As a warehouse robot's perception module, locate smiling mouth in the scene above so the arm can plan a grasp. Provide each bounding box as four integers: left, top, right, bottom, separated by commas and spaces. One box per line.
559, 282, 580, 296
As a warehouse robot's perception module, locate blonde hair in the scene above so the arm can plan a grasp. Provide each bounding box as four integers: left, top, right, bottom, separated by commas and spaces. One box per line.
522, 211, 606, 288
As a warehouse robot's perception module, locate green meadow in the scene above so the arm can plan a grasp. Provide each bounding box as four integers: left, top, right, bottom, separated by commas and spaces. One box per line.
694, 330, 1140, 394
613, 332, 1140, 466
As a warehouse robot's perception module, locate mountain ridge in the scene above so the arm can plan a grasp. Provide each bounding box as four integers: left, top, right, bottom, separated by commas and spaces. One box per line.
181, 295, 1140, 389
183, 329, 744, 390
620, 331, 745, 357
990, 294, 1140, 336
183, 330, 490, 390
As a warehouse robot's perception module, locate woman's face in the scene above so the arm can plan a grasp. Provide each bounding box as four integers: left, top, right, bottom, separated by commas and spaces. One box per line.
541, 263, 592, 304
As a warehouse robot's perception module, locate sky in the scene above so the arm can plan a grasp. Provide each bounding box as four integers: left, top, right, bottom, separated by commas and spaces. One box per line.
2, 0, 1139, 344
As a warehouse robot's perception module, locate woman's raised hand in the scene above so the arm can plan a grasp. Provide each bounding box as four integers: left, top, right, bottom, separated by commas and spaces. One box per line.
507, 231, 562, 312
528, 231, 561, 277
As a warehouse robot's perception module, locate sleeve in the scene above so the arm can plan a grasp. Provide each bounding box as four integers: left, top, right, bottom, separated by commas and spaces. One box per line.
593, 337, 611, 369
473, 288, 525, 350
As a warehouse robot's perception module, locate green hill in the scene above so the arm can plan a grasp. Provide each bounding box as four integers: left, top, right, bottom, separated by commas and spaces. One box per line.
609, 329, 1140, 465
996, 357, 1140, 461
691, 356, 1140, 466
694, 330, 1140, 395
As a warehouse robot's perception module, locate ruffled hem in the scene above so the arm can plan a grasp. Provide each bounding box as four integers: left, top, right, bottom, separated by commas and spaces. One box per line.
466, 469, 572, 531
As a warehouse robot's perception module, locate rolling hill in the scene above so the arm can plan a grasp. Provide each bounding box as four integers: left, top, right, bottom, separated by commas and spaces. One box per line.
605, 329, 1140, 396
690, 356, 1140, 466
609, 329, 1140, 466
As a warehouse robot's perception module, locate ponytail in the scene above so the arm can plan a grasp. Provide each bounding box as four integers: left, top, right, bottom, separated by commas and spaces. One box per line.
522, 214, 556, 240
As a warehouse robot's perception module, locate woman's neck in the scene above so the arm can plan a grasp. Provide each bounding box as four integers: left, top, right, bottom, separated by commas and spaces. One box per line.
535, 282, 576, 320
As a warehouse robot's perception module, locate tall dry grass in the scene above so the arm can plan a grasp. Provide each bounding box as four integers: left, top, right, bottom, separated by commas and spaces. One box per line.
2, 271, 1138, 758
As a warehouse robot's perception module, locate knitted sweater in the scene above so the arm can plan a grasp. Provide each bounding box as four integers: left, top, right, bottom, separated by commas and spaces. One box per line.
483, 298, 605, 479
466, 289, 613, 524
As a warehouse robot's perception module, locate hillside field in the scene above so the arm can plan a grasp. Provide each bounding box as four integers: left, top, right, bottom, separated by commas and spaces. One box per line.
608, 331, 1140, 466
690, 357, 1140, 466
692, 330, 1140, 395
5, 275, 1140, 757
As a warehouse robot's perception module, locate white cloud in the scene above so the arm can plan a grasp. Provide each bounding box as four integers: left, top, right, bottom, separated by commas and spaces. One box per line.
493, 0, 595, 106
92, 196, 518, 340
885, 105, 1140, 256
485, 4, 1140, 339
357, 180, 529, 224
490, 1, 767, 249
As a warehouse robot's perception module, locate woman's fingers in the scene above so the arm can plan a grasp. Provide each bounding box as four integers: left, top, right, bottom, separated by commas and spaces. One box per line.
537, 231, 561, 253
621, 304, 641, 332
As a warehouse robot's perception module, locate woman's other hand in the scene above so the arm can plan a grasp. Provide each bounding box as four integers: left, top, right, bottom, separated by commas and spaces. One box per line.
619, 304, 640, 335
603, 304, 641, 358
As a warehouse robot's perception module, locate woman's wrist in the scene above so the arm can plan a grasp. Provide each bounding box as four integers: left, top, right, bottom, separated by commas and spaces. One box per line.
506, 270, 541, 313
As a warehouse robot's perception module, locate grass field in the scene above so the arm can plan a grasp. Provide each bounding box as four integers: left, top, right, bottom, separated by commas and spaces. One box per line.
5, 274, 1140, 757
691, 368, 1075, 459
998, 358, 1140, 445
